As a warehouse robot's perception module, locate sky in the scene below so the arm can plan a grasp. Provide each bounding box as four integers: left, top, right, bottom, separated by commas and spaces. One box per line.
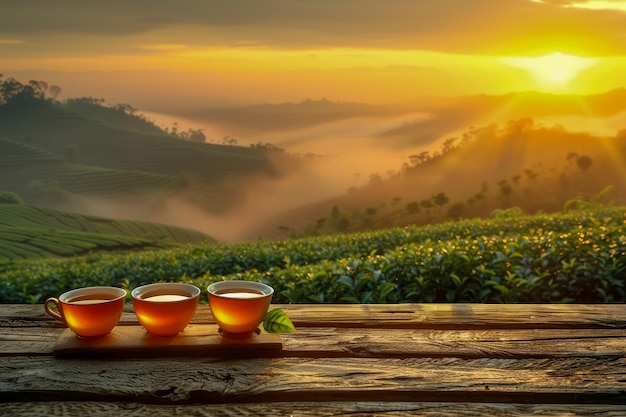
3, 0, 626, 110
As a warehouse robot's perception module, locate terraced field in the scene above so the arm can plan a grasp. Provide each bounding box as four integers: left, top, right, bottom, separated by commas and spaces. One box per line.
0, 138, 64, 165
0, 204, 216, 260
0, 98, 286, 214
1, 163, 177, 198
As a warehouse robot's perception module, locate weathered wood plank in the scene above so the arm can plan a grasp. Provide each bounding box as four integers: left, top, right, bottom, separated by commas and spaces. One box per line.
273, 304, 626, 329
0, 328, 60, 355
282, 328, 626, 359
3, 327, 626, 359
4, 304, 626, 329
2, 401, 626, 417
1, 357, 624, 404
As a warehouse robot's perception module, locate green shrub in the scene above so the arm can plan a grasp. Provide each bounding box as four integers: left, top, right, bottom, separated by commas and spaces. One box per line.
1, 206, 625, 304
0, 191, 24, 204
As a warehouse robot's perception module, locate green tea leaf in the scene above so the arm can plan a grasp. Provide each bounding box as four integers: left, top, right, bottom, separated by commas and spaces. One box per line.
263, 309, 296, 334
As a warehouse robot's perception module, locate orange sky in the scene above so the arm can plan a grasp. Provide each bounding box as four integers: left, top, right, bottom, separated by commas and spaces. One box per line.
2, 0, 626, 110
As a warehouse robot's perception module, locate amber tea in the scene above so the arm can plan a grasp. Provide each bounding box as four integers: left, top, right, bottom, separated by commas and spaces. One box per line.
45, 286, 126, 338
207, 281, 274, 337
131, 283, 200, 336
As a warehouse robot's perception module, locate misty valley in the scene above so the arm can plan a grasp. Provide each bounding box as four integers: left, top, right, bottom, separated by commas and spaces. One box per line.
1, 76, 625, 304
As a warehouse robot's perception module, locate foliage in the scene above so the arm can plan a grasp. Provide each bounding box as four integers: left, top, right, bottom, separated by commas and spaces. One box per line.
1, 207, 624, 305
0, 191, 24, 204
490, 207, 524, 219
563, 185, 614, 212
263, 309, 296, 333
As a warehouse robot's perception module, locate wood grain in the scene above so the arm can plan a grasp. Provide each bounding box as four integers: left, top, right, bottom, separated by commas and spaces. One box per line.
3, 327, 626, 359
0, 356, 624, 404
2, 401, 626, 416
3, 303, 626, 416
273, 304, 626, 329
6, 303, 625, 329
52, 325, 282, 357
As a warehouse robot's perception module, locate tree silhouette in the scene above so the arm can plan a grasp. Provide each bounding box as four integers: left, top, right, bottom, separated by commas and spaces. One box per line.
447, 202, 464, 220
432, 192, 449, 207
48, 85, 62, 100
405, 201, 420, 214
576, 155, 593, 172
498, 180, 513, 197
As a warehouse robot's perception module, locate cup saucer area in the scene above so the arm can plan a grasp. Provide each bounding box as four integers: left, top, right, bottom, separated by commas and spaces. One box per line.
218, 327, 262, 339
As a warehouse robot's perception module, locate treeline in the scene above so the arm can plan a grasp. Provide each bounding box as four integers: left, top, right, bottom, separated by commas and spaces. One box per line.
292, 119, 608, 238
0, 75, 62, 104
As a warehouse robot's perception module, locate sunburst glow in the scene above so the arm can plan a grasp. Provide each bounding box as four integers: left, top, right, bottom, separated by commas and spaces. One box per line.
501, 52, 598, 90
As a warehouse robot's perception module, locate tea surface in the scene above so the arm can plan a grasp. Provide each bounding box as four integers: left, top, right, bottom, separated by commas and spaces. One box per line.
215, 288, 265, 299
144, 294, 190, 302
67, 294, 117, 305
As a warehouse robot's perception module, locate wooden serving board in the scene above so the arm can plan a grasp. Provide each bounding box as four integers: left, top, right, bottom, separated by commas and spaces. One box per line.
52, 324, 282, 357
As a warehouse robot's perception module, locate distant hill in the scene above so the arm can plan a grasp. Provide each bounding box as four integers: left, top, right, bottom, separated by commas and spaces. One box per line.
0, 203, 215, 260
0, 98, 280, 181
0, 80, 305, 241
175, 98, 404, 133
5, 76, 626, 245
247, 117, 626, 240
378, 89, 626, 147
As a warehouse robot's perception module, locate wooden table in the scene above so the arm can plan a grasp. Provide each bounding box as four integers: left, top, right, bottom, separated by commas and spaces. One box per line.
1, 303, 626, 416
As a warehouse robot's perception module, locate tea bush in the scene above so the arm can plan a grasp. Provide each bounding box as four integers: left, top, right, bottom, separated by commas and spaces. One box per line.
1, 207, 625, 304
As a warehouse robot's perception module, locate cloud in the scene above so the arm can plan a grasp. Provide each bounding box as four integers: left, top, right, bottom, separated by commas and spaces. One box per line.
0, 38, 24, 45
565, 1, 626, 12
2, 0, 626, 55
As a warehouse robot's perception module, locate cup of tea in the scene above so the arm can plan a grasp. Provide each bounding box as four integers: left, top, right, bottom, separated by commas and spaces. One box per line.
44, 286, 126, 338
131, 282, 201, 336
207, 280, 274, 338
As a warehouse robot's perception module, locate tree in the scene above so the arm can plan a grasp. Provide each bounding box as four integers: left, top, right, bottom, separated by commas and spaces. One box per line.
368, 173, 382, 185
447, 202, 464, 220
498, 180, 513, 197
432, 192, 449, 207
337, 218, 350, 232
48, 85, 62, 100
505, 118, 534, 136
405, 201, 420, 214
0, 77, 23, 103
576, 155, 593, 172
0, 191, 24, 204
365, 207, 377, 216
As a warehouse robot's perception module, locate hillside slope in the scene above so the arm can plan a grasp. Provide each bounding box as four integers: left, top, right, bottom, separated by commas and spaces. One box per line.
0, 203, 216, 260
0, 90, 304, 237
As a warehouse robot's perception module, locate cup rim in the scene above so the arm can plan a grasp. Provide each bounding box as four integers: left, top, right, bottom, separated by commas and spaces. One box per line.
59, 286, 127, 304
207, 280, 274, 297
131, 282, 201, 302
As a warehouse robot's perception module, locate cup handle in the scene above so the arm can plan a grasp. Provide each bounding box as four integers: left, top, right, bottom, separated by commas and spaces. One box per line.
44, 298, 65, 323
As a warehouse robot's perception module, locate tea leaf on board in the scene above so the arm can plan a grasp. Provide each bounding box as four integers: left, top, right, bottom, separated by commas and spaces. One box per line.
263, 309, 296, 334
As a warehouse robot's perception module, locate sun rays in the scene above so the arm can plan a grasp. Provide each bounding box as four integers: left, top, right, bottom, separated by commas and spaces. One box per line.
501, 52, 599, 91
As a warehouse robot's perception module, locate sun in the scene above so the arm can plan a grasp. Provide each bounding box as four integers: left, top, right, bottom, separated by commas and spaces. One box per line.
501, 52, 598, 91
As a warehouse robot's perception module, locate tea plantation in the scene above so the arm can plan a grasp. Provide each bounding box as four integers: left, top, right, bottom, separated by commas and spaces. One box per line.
1, 206, 624, 304
0, 204, 215, 260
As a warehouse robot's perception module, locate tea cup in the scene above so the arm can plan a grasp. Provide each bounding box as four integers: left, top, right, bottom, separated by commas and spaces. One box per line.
44, 286, 126, 338
207, 280, 274, 338
131, 283, 200, 336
